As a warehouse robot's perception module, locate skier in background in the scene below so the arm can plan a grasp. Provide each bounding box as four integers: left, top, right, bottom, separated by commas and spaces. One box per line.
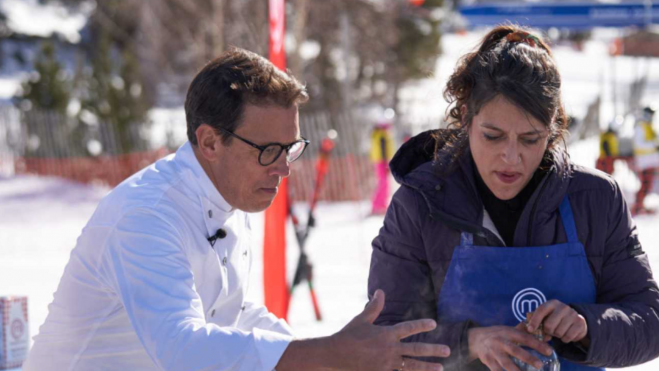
632, 106, 659, 215
596, 116, 623, 175
370, 120, 395, 215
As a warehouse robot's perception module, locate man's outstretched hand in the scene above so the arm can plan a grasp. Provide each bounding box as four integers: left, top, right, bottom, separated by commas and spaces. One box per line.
276, 290, 450, 371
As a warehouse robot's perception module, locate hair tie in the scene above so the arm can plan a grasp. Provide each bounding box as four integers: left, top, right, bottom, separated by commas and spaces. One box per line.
506, 31, 541, 48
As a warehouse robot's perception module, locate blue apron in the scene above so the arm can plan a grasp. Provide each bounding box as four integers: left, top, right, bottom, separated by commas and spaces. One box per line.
436, 196, 603, 371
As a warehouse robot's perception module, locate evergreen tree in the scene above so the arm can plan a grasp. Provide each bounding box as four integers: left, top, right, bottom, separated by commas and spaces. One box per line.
395, 0, 442, 82
389, 0, 443, 114
113, 47, 150, 153
81, 34, 150, 154
13, 41, 74, 158
299, 0, 443, 118
15, 41, 71, 114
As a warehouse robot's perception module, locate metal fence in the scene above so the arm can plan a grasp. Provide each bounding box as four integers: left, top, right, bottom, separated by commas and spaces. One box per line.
0, 106, 384, 202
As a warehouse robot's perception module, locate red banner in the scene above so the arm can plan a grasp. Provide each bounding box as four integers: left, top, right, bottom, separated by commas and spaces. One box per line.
264, 0, 289, 320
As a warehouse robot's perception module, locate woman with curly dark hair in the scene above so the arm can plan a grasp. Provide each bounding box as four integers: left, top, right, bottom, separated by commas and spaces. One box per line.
368, 25, 659, 371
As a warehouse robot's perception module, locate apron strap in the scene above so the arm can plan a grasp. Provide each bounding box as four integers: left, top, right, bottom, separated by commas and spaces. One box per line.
460, 232, 474, 246
558, 195, 579, 244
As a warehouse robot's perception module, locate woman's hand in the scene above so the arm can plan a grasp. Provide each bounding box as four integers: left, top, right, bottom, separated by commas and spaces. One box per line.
527, 299, 589, 344
468, 325, 553, 371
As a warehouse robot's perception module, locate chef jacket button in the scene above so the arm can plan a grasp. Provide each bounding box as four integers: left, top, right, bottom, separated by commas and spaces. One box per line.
211, 309, 216, 317
241, 305, 246, 311
222, 257, 228, 265
208, 210, 213, 218
435, 184, 442, 191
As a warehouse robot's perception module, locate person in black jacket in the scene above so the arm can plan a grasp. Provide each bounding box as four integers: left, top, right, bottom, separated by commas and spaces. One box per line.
368, 25, 659, 371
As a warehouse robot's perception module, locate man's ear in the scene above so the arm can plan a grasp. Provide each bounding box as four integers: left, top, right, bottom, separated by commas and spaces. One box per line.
195, 124, 222, 162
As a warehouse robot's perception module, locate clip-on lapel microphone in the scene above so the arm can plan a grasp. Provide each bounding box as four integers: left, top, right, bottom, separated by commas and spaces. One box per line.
207, 229, 227, 247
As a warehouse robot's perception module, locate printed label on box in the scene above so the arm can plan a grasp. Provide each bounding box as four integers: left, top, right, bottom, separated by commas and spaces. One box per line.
1, 297, 29, 370
7, 300, 28, 364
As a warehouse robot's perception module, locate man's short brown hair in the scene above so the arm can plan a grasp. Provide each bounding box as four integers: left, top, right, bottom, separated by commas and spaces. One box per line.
185, 47, 308, 145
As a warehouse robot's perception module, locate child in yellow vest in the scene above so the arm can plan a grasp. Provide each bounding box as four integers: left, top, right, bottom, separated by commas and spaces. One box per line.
632, 106, 659, 215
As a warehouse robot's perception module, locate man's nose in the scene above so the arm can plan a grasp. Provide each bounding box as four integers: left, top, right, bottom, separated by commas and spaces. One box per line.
268, 153, 291, 178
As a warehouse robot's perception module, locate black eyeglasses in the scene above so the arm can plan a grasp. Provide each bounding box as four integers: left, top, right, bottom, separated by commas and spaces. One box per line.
217, 127, 310, 166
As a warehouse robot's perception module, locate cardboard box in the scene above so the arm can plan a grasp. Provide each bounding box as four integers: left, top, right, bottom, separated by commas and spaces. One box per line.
0, 297, 29, 370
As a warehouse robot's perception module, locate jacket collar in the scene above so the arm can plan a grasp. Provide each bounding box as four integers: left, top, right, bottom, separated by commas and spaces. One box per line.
174, 142, 235, 236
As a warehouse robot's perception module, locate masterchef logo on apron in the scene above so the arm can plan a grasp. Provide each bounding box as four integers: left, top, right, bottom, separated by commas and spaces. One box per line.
512, 288, 547, 322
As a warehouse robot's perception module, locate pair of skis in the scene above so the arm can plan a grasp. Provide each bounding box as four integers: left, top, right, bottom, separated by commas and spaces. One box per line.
286, 135, 335, 321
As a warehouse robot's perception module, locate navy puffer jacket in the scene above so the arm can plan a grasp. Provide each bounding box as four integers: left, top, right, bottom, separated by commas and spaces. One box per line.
368, 130, 659, 370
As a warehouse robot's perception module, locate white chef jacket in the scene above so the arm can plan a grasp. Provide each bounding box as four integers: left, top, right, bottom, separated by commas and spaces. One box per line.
23, 142, 294, 371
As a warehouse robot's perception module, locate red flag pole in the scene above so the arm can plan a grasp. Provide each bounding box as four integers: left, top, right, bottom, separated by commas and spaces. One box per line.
264, 0, 289, 320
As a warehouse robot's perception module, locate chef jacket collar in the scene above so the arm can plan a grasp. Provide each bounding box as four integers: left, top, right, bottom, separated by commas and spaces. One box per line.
175, 142, 235, 236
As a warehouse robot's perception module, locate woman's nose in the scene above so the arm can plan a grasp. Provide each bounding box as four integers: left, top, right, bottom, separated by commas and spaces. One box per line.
501, 141, 521, 165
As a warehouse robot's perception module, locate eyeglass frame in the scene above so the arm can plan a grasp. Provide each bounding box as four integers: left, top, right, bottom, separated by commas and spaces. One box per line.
216, 126, 310, 166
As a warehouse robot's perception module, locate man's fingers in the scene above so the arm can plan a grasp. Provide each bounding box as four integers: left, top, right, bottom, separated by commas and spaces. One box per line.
359, 289, 385, 324
400, 342, 451, 358
394, 318, 437, 339
398, 358, 444, 371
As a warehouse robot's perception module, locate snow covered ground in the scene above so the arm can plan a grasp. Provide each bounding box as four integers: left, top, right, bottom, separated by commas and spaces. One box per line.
1, 136, 659, 370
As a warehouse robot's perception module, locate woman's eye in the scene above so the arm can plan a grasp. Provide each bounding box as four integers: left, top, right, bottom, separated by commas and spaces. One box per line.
483, 133, 501, 141
522, 138, 540, 145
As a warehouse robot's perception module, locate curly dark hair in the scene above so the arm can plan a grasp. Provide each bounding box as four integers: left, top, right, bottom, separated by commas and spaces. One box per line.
437, 24, 569, 173
185, 47, 308, 146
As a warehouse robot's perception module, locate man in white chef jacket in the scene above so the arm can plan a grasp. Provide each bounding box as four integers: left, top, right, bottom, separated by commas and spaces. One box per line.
23, 48, 450, 371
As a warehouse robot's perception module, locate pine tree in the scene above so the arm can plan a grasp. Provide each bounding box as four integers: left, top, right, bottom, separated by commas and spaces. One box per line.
395, 0, 442, 81
113, 47, 150, 153
81, 34, 150, 154
15, 41, 71, 114
13, 41, 74, 158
